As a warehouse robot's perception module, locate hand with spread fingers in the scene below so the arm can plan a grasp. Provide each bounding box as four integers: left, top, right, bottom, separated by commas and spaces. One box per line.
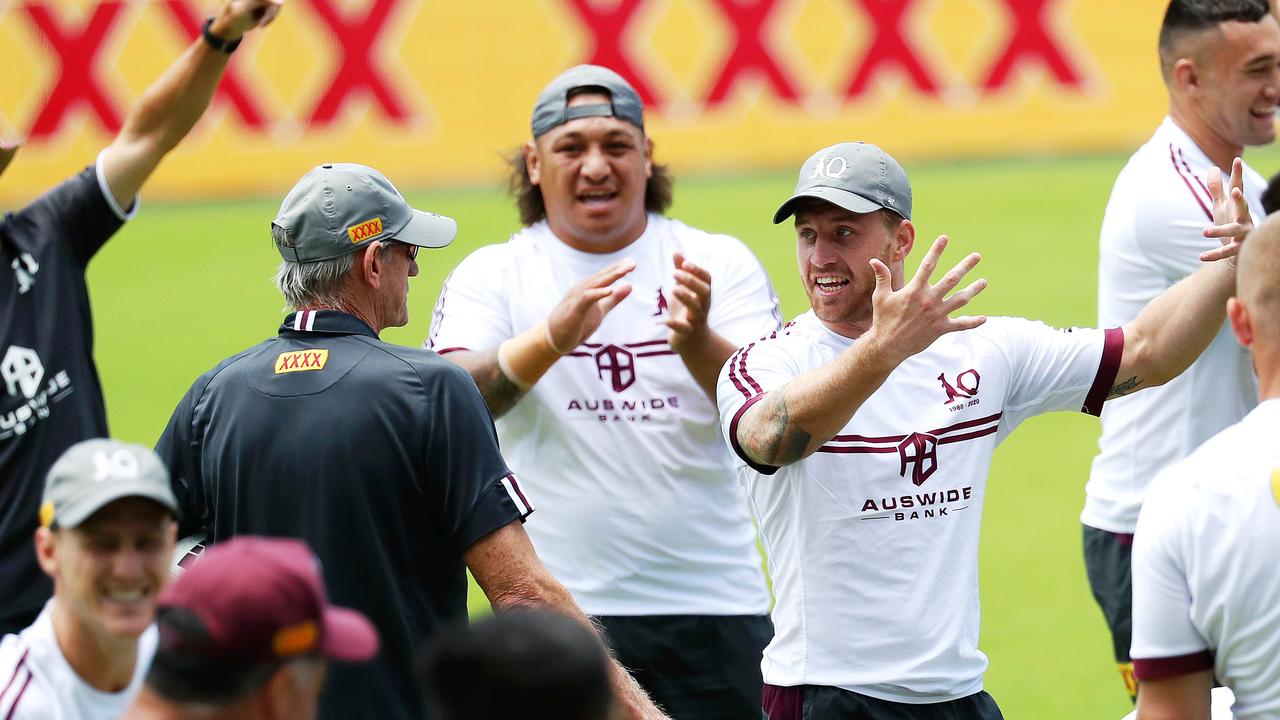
546, 259, 636, 354
865, 235, 988, 362
666, 252, 714, 354
1201, 157, 1254, 265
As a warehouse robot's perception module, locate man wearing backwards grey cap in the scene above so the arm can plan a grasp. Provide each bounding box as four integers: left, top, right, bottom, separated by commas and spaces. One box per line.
428, 65, 780, 718
0, 439, 179, 720
717, 142, 1249, 718
157, 164, 666, 720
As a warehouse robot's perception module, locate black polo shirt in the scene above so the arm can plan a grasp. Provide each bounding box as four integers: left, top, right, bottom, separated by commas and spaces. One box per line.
155, 309, 532, 720
0, 162, 130, 632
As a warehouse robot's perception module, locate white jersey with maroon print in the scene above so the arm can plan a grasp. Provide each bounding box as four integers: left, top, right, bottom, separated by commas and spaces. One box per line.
1085, 117, 1264, 534
0, 601, 157, 719
428, 214, 780, 616
1131, 400, 1280, 719
717, 311, 1122, 701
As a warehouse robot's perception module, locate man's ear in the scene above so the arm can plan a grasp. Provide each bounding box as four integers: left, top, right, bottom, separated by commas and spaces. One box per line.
35, 526, 58, 579
892, 218, 915, 264
1228, 296, 1254, 348
643, 135, 654, 179
360, 243, 383, 291
525, 140, 542, 186
1173, 57, 1200, 97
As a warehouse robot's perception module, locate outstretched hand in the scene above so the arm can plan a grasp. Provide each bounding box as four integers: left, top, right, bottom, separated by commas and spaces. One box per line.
866, 235, 987, 362
666, 252, 713, 354
546, 259, 635, 354
1201, 157, 1252, 265
214, 0, 284, 40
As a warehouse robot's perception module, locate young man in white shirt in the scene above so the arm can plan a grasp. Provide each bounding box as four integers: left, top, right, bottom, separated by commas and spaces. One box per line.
1084, 1, 1280, 696
428, 65, 781, 718
1130, 213, 1280, 720
719, 141, 1247, 718
0, 439, 180, 719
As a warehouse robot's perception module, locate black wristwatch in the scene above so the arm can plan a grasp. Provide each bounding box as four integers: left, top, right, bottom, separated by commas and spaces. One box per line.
201, 17, 242, 54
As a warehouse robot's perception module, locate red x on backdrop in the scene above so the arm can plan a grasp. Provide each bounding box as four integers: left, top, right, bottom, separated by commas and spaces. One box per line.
0, 0, 1168, 203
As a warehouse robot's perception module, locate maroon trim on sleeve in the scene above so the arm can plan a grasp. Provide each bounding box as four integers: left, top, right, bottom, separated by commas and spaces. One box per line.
1133, 650, 1214, 681
432, 347, 470, 355
729, 392, 779, 476
1082, 327, 1125, 416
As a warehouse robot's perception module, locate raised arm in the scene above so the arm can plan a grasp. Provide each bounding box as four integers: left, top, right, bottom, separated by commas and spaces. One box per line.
1107, 159, 1251, 400
446, 259, 634, 417
465, 521, 669, 720
665, 252, 738, 401
735, 236, 986, 467
99, 0, 283, 208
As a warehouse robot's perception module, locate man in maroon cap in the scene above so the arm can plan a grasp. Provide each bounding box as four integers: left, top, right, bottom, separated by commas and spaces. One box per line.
125, 537, 378, 720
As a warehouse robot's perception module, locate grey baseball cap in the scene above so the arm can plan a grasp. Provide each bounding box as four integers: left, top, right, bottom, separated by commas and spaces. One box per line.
272, 163, 457, 263
41, 439, 179, 529
773, 142, 912, 224
531, 65, 644, 139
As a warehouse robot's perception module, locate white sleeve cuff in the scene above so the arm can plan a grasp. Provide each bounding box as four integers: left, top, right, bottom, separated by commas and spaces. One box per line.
94, 149, 139, 222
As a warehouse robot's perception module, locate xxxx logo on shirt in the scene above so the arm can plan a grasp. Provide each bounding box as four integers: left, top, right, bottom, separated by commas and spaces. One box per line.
275, 349, 329, 374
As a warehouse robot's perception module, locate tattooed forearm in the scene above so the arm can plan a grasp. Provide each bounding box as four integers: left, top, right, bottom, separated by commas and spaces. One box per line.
744, 393, 813, 467
467, 350, 530, 418
1107, 375, 1142, 400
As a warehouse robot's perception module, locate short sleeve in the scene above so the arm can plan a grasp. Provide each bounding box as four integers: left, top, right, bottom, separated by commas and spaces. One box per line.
421, 363, 532, 553
426, 245, 515, 355
716, 336, 802, 475
699, 235, 782, 345
984, 318, 1123, 434
1131, 471, 1213, 680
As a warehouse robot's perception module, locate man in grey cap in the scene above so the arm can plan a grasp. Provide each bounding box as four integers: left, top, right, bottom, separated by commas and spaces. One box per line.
156, 164, 666, 720
716, 142, 1250, 718
428, 65, 780, 718
0, 439, 178, 720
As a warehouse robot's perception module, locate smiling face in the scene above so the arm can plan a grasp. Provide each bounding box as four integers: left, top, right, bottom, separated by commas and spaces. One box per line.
38, 497, 176, 641
525, 91, 653, 253
794, 200, 912, 336
1192, 17, 1280, 149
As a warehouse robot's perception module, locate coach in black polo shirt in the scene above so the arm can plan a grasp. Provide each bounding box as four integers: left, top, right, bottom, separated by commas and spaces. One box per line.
156, 164, 666, 720
0, 0, 284, 636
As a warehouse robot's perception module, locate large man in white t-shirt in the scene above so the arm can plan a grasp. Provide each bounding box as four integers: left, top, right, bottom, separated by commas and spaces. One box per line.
1084, 1, 1280, 697
0, 439, 179, 719
719, 141, 1247, 719
1129, 213, 1280, 720
427, 65, 780, 718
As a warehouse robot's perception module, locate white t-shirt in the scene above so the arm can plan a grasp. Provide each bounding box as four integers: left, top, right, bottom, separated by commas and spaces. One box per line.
1130, 400, 1280, 720
717, 312, 1122, 702
1085, 117, 1264, 534
0, 601, 157, 720
428, 214, 780, 616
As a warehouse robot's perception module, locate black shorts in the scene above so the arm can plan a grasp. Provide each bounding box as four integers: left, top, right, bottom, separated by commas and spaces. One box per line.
1082, 524, 1137, 698
763, 684, 1003, 720
595, 614, 772, 720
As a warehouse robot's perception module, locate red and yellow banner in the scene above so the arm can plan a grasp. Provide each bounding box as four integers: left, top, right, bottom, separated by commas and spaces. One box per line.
0, 0, 1169, 202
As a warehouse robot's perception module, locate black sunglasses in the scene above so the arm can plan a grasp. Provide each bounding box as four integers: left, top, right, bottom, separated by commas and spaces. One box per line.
381, 240, 418, 261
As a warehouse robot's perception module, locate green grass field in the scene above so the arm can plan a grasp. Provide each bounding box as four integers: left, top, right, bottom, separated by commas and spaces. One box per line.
85, 148, 1280, 719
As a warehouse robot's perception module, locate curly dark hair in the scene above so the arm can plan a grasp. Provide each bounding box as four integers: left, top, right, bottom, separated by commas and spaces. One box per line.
504, 148, 674, 227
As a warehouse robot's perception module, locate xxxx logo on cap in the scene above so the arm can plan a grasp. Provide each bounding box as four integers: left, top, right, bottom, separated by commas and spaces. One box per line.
347, 217, 383, 244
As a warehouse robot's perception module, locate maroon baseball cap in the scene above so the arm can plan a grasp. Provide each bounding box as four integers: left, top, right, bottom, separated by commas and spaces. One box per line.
156, 537, 378, 666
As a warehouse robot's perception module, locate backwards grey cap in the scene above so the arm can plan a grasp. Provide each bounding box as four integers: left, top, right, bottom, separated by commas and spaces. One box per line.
272, 163, 457, 263
773, 142, 912, 224
531, 64, 644, 139
41, 439, 179, 529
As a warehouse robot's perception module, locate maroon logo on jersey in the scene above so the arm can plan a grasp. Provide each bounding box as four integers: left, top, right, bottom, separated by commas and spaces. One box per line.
595, 345, 636, 392
653, 289, 669, 316
897, 432, 938, 485
938, 369, 981, 404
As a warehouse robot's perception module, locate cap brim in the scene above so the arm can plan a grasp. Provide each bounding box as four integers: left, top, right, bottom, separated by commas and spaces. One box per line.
393, 210, 456, 249
57, 483, 180, 528
772, 186, 883, 224
322, 607, 379, 663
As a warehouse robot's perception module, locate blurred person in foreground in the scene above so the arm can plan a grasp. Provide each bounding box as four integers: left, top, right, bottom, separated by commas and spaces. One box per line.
0, 440, 179, 719
1130, 212, 1280, 720
720, 142, 1250, 719
0, 0, 284, 636
426, 64, 780, 719
156, 164, 666, 720
1083, 0, 1279, 697
418, 610, 612, 720
126, 536, 378, 720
